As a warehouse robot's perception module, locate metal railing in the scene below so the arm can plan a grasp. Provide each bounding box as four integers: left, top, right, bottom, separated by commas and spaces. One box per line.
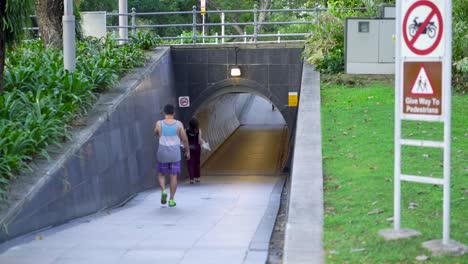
106, 4, 365, 45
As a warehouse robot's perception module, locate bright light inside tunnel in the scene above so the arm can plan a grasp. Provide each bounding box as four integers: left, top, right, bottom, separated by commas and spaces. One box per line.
193, 94, 289, 176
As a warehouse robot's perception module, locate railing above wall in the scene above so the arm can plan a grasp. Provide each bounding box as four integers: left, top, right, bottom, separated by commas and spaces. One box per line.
23, 5, 365, 45
106, 4, 366, 45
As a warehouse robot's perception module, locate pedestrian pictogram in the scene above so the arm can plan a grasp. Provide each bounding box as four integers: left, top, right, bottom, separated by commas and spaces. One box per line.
410, 65, 434, 96
178, 96, 190, 108
403, 0, 444, 57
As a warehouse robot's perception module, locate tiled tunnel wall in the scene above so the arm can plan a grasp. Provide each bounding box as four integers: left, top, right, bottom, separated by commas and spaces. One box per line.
0, 48, 177, 243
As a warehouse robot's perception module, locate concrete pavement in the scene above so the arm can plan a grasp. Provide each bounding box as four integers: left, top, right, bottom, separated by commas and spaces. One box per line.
0, 175, 282, 264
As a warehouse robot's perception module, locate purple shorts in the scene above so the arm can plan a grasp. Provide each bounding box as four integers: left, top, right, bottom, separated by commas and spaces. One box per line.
158, 161, 181, 175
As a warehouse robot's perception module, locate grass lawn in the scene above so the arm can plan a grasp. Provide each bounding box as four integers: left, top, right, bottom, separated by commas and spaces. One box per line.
321, 83, 467, 263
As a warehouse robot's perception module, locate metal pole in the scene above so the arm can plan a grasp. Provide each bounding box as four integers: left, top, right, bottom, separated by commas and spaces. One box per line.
131, 8, 136, 36
63, 0, 76, 71
393, 0, 402, 231
202, 15, 205, 44
253, 4, 258, 43
215, 32, 218, 44
119, 0, 128, 44
278, 31, 280, 43
244, 31, 247, 43
221, 12, 225, 44
192, 5, 197, 45
442, 0, 453, 245
315, 3, 319, 25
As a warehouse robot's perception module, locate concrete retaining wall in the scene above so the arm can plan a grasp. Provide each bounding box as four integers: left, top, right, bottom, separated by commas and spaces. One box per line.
283, 64, 324, 263
0, 47, 176, 243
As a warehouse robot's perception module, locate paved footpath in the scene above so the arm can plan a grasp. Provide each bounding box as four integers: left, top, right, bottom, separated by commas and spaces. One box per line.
0, 176, 280, 264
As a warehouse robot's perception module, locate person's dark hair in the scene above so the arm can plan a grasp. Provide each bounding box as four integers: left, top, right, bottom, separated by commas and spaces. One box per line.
188, 117, 199, 133
163, 104, 175, 115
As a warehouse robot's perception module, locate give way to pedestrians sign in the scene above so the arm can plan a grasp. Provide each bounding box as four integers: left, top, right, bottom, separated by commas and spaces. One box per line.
384, 0, 468, 255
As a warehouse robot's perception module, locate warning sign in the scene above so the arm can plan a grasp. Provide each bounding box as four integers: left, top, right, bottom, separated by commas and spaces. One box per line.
409, 65, 434, 96
402, 0, 445, 57
403, 62, 442, 115
178, 96, 190, 108
201, 0, 206, 15
288, 92, 298, 107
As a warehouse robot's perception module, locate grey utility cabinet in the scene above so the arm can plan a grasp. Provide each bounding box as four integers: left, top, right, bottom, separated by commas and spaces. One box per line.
345, 18, 395, 74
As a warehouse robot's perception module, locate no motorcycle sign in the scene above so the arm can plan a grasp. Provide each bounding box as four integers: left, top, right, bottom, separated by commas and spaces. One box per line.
402, 0, 445, 57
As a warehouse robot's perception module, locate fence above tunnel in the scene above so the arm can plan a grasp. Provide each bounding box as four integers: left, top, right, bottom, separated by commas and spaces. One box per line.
103, 4, 366, 44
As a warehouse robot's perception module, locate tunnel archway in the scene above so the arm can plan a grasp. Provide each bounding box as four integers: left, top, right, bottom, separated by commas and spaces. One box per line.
181, 78, 293, 130
180, 78, 292, 174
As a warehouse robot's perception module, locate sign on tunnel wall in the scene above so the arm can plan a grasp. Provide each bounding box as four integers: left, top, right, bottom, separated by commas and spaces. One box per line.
179, 96, 190, 108
288, 92, 298, 107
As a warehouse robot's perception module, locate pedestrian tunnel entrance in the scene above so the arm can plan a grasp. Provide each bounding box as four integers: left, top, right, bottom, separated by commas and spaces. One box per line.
188, 93, 289, 177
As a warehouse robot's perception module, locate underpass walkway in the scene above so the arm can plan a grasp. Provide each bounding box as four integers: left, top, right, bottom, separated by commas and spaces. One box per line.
0, 123, 288, 264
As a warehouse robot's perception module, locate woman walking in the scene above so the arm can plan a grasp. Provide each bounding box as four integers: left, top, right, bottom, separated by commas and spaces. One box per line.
186, 117, 205, 184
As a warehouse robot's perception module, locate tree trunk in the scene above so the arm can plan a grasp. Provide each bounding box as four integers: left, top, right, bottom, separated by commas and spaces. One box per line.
0, 0, 6, 93
257, 0, 272, 34
35, 0, 63, 49
206, 0, 245, 36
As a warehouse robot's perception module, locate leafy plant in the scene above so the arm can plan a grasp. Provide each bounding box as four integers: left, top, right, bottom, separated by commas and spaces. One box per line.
130, 31, 162, 50
0, 37, 148, 199
303, 11, 349, 74
452, 0, 467, 93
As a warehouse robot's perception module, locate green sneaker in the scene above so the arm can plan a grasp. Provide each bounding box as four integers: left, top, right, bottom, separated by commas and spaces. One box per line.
161, 190, 167, 204
168, 199, 176, 207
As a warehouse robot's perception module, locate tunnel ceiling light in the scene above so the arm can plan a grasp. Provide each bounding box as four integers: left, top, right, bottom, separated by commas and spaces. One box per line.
230, 47, 241, 77
230, 66, 241, 77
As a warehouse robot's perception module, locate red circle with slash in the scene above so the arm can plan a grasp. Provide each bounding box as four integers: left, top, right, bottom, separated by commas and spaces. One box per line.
179, 97, 189, 107
403, 1, 443, 55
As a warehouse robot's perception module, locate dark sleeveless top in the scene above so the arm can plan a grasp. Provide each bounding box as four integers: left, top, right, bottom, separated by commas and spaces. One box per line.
186, 129, 199, 149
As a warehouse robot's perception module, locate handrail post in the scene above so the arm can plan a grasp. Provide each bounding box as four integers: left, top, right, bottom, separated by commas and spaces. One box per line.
180, 34, 183, 44
221, 12, 225, 44
192, 5, 197, 45
278, 31, 280, 43
215, 32, 218, 44
253, 3, 258, 43
202, 13, 205, 44
131, 8, 136, 36
315, 3, 320, 25
244, 31, 247, 43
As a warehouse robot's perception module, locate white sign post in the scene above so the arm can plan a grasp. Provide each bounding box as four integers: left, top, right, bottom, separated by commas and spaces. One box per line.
201, 0, 206, 44
379, 0, 467, 255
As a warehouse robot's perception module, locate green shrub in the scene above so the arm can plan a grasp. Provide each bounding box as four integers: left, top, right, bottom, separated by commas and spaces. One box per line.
130, 31, 162, 50
303, 10, 348, 74
0, 37, 148, 199
452, 1, 467, 93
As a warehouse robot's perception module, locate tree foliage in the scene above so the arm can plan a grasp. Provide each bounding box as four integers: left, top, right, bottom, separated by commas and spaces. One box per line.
76, 0, 117, 12
0, 0, 33, 92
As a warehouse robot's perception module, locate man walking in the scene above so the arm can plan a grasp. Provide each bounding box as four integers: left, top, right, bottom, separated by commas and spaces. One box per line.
154, 104, 190, 207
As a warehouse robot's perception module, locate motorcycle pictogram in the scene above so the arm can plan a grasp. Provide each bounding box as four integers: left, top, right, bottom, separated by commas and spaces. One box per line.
408, 17, 437, 38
